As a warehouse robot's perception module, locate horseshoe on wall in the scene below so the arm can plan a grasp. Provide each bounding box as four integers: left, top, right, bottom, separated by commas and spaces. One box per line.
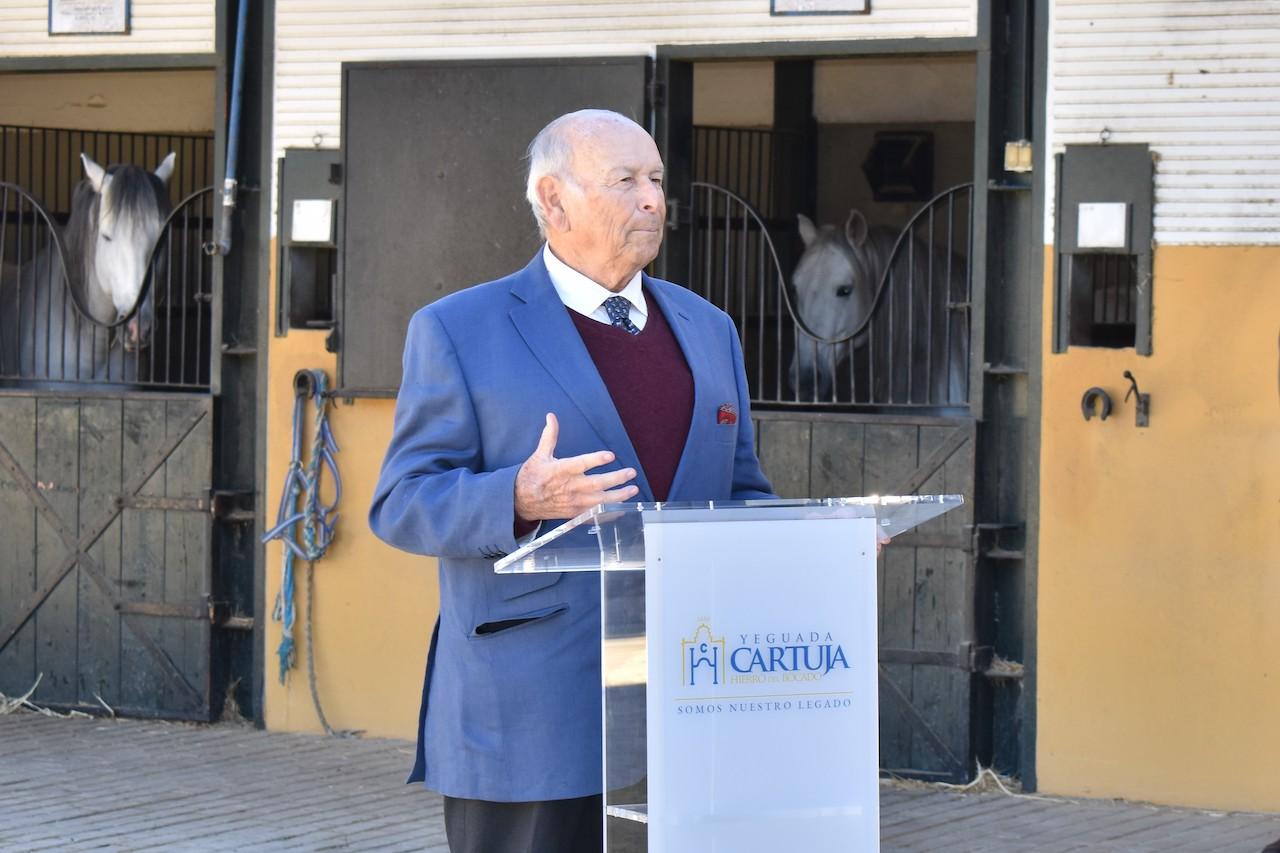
1081, 387, 1113, 421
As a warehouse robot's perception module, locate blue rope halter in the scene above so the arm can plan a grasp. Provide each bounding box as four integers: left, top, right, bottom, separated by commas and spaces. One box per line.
263, 369, 342, 684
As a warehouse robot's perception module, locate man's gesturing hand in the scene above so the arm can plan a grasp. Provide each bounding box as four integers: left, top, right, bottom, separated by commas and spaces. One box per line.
514, 413, 639, 522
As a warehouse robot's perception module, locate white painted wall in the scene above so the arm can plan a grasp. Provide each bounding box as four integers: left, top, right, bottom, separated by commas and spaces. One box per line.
0, 0, 215, 57
274, 0, 978, 158
1046, 0, 1280, 245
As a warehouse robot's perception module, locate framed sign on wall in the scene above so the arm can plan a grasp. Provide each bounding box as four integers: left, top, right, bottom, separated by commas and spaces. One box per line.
49, 0, 130, 35
771, 0, 869, 15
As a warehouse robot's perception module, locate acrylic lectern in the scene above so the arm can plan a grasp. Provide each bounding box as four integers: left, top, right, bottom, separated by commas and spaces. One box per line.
495, 496, 963, 853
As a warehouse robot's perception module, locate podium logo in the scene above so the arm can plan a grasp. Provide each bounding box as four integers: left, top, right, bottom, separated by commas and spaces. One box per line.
680, 623, 852, 690
681, 623, 726, 687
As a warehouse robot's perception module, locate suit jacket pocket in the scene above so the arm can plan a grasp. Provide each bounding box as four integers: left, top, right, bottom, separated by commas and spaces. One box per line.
493, 569, 563, 601
471, 603, 568, 638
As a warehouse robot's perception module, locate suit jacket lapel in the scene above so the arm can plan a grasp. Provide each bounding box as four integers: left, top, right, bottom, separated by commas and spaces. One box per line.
645, 276, 712, 502
508, 255, 655, 501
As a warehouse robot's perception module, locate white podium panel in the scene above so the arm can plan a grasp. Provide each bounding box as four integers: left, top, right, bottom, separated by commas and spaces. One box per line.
495, 496, 963, 852
643, 516, 879, 852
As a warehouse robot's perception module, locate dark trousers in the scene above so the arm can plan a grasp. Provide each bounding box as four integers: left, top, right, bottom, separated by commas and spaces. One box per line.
442, 794, 602, 853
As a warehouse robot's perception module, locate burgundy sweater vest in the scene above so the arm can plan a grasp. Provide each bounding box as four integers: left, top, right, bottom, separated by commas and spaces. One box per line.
568, 295, 693, 502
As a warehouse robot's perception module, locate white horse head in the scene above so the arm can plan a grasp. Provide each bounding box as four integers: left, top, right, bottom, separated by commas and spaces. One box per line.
76, 152, 175, 352
788, 209, 889, 400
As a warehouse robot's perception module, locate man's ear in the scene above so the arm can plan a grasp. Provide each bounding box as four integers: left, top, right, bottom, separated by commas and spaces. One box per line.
536, 175, 570, 232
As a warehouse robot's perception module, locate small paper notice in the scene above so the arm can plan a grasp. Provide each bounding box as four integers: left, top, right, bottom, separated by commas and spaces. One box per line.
1077, 202, 1129, 250
772, 0, 869, 13
49, 0, 128, 35
291, 199, 335, 244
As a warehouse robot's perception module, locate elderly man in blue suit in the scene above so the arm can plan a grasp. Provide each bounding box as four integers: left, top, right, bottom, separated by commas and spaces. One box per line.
369, 109, 773, 853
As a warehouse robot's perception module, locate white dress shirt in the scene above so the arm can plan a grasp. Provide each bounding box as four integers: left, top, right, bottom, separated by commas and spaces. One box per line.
542, 244, 647, 330
513, 246, 649, 548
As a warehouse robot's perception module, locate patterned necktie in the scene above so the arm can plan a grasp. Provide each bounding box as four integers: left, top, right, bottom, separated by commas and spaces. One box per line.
603, 295, 641, 336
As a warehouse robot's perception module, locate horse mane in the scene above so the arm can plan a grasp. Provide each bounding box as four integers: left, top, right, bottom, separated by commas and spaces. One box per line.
62, 180, 99, 292
62, 164, 172, 295
104, 164, 173, 224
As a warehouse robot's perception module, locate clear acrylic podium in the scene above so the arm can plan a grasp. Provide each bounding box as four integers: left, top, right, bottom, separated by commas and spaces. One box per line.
496, 496, 963, 853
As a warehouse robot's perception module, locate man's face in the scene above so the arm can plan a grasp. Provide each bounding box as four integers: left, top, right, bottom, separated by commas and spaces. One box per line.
556, 122, 666, 275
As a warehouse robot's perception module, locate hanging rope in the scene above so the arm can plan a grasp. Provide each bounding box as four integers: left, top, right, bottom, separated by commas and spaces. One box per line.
263, 369, 341, 687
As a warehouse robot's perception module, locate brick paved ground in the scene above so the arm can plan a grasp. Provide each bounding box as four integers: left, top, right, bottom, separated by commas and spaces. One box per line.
0, 713, 1277, 852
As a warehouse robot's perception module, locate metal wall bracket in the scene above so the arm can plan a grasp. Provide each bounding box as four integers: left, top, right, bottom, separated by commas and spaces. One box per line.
972, 522, 1026, 562
1123, 370, 1150, 427
210, 490, 255, 523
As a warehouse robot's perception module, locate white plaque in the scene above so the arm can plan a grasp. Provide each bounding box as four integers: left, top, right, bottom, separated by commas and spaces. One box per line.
49, 0, 129, 35
644, 516, 880, 852
1077, 202, 1129, 250
772, 0, 869, 14
291, 199, 335, 244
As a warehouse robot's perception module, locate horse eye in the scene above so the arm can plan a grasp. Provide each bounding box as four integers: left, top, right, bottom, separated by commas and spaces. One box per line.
836, 284, 853, 297
101, 233, 113, 242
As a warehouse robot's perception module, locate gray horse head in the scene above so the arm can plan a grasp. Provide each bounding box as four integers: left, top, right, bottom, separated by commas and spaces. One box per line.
788, 209, 892, 401
72, 152, 175, 352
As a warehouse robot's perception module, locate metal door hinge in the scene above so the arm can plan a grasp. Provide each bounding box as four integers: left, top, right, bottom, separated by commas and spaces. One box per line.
960, 642, 995, 673
207, 599, 255, 630
666, 197, 690, 231
647, 79, 666, 107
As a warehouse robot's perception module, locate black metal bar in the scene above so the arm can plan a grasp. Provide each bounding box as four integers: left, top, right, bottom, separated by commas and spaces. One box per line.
846, 336, 855, 403
42, 212, 53, 378
705, 185, 714, 306
1, 186, 9, 377
926, 207, 935, 403
886, 264, 895, 404
722, 186, 730, 319
738, 192, 748, 344
945, 192, 955, 403
756, 232, 764, 398
906, 226, 915, 403
17, 191, 26, 375
179, 201, 188, 384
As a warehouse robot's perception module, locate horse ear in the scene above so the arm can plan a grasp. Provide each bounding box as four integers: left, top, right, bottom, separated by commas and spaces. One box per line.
797, 213, 818, 247
81, 154, 107, 193
155, 152, 176, 185
844, 210, 869, 249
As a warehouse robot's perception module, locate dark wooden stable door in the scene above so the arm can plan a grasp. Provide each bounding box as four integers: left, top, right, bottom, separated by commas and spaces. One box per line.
755, 412, 980, 782
0, 394, 215, 720
339, 57, 649, 392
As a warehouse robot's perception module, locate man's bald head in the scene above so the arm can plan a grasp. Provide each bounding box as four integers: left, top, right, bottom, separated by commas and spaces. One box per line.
525, 109, 666, 291
525, 110, 648, 237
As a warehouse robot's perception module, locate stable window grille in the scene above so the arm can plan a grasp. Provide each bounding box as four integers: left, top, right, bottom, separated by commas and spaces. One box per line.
1066, 253, 1137, 349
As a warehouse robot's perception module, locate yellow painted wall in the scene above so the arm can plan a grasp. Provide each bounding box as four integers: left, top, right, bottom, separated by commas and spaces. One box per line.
262, 239, 437, 740
1036, 245, 1280, 813
0, 70, 215, 133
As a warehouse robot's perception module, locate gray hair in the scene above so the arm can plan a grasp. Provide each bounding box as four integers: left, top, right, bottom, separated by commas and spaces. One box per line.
524, 109, 642, 237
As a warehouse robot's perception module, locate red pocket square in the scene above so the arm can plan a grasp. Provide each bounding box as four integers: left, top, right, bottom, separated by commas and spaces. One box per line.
717, 403, 738, 425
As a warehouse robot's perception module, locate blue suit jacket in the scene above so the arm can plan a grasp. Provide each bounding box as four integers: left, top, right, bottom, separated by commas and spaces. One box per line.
369, 253, 772, 801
